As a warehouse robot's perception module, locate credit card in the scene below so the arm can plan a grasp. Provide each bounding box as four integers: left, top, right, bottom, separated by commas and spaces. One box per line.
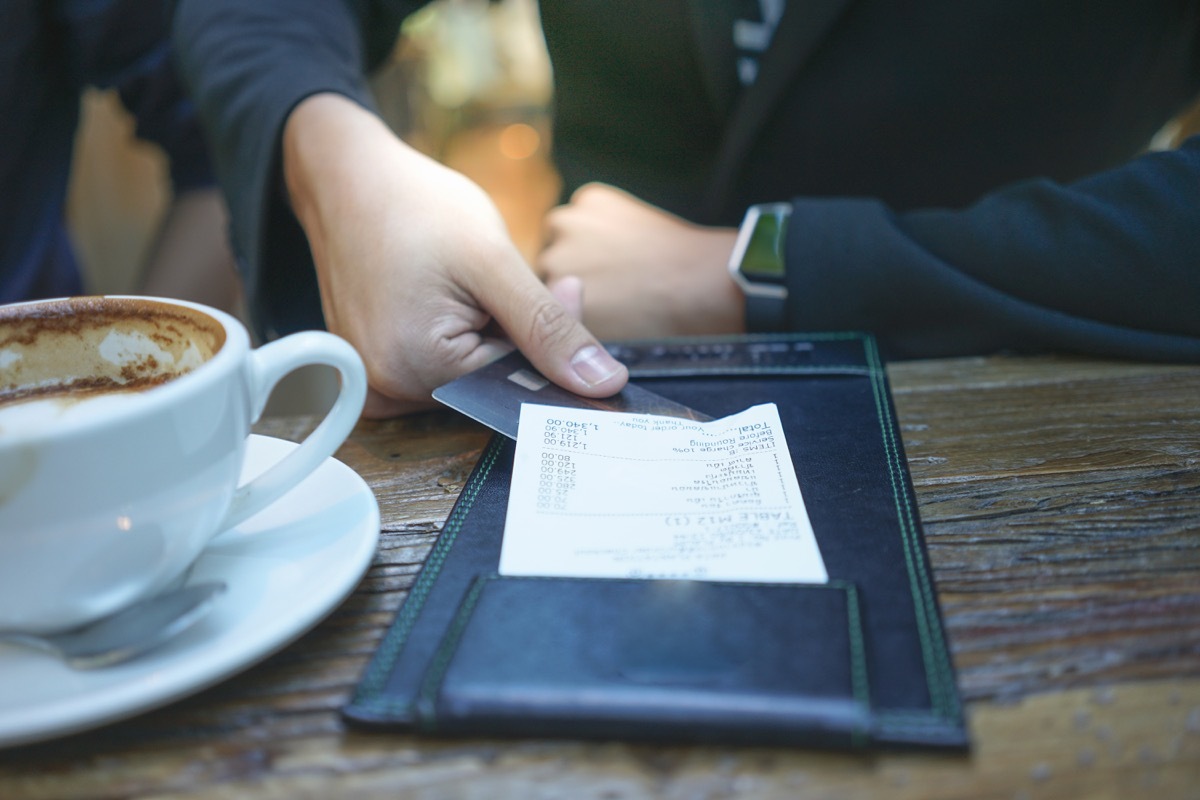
432, 350, 710, 440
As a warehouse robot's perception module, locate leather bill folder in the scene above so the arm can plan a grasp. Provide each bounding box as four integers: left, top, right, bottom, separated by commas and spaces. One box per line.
344, 333, 968, 749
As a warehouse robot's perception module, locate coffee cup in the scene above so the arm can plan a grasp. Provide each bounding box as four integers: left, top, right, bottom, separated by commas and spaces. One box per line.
0, 296, 367, 633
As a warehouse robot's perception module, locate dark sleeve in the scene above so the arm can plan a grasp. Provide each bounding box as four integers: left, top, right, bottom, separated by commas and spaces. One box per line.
170, 0, 422, 337
62, 0, 214, 191
784, 134, 1200, 362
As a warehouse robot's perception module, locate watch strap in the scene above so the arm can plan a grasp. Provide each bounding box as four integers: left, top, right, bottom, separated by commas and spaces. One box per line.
730, 202, 792, 333
745, 292, 787, 332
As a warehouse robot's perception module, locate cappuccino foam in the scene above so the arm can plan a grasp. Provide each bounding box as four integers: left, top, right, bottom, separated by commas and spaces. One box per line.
0, 297, 225, 434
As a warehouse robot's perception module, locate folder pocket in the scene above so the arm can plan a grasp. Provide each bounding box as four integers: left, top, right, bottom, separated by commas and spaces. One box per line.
415, 575, 872, 745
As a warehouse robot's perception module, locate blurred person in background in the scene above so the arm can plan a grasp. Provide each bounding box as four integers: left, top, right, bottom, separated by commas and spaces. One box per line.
171, 0, 1200, 417
2, 0, 238, 311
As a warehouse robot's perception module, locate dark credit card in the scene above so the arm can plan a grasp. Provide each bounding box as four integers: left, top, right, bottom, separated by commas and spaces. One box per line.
432, 350, 710, 439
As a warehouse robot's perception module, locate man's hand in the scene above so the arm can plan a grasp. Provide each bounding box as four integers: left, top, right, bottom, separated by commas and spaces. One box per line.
537, 183, 744, 340
283, 94, 627, 418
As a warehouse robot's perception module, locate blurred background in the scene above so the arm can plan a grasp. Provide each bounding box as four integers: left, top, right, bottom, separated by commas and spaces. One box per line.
68, 0, 557, 301
67, 0, 1200, 340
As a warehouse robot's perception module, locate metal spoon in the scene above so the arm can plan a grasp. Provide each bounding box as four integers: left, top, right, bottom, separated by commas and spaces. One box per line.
0, 581, 226, 669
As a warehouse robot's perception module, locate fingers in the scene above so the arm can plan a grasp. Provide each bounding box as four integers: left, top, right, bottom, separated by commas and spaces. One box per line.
548, 275, 584, 321
568, 181, 632, 205
476, 261, 627, 397
540, 183, 620, 253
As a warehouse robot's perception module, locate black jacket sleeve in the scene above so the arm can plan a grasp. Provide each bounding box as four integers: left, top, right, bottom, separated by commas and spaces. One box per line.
784, 133, 1200, 362
65, 0, 215, 192
170, 0, 422, 338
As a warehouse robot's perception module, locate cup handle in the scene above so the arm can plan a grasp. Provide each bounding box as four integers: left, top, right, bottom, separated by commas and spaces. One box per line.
218, 331, 367, 532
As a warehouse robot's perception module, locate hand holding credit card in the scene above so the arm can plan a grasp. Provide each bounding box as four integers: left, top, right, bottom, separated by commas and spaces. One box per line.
432, 351, 710, 439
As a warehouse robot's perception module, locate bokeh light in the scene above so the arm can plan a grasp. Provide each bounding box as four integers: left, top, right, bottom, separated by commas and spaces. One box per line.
498, 122, 541, 160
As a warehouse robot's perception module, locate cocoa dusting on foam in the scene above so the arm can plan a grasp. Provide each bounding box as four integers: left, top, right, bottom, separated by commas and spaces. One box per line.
0, 297, 226, 410
0, 297, 223, 349
0, 373, 174, 406
119, 354, 162, 383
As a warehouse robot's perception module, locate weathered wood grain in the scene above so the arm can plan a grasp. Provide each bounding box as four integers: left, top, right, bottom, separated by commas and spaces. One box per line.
888, 356, 1200, 704
1, 356, 1197, 799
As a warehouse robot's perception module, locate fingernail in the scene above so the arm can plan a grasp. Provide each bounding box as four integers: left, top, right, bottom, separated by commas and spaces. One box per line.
570, 345, 622, 388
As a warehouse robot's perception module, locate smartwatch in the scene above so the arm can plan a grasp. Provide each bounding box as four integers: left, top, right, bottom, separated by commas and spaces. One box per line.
728, 202, 792, 332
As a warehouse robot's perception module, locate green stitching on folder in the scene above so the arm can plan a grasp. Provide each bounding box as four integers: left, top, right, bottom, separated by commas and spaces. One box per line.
351, 435, 505, 711
414, 575, 491, 726
834, 580, 871, 748
861, 336, 959, 721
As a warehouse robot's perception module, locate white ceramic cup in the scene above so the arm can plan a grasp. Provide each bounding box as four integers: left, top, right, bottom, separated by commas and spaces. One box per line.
0, 296, 367, 633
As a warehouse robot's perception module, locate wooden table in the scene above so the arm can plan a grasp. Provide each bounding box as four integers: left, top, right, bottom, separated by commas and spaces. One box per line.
2, 355, 1198, 799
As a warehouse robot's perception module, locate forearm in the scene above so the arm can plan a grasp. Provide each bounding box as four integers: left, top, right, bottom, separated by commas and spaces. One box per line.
170, 0, 384, 334
139, 188, 241, 315
280, 93, 474, 338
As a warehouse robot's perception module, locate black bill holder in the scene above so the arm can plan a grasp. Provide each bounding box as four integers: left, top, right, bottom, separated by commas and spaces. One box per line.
344, 333, 968, 749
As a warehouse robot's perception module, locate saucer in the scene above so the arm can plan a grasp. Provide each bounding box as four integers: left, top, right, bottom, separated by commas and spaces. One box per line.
0, 434, 380, 749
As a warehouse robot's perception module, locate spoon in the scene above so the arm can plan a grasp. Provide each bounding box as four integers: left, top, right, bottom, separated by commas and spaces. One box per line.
0, 581, 227, 669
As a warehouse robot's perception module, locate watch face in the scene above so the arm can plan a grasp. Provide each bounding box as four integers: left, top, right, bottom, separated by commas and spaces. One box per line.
741, 204, 789, 285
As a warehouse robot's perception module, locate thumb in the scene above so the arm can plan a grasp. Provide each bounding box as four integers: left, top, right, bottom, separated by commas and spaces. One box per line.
548, 275, 584, 321
485, 266, 627, 398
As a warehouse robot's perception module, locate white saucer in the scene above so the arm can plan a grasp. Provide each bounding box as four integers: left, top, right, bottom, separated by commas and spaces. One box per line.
0, 434, 380, 749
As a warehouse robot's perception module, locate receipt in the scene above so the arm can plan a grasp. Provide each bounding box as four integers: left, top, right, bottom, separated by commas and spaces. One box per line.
499, 402, 827, 583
